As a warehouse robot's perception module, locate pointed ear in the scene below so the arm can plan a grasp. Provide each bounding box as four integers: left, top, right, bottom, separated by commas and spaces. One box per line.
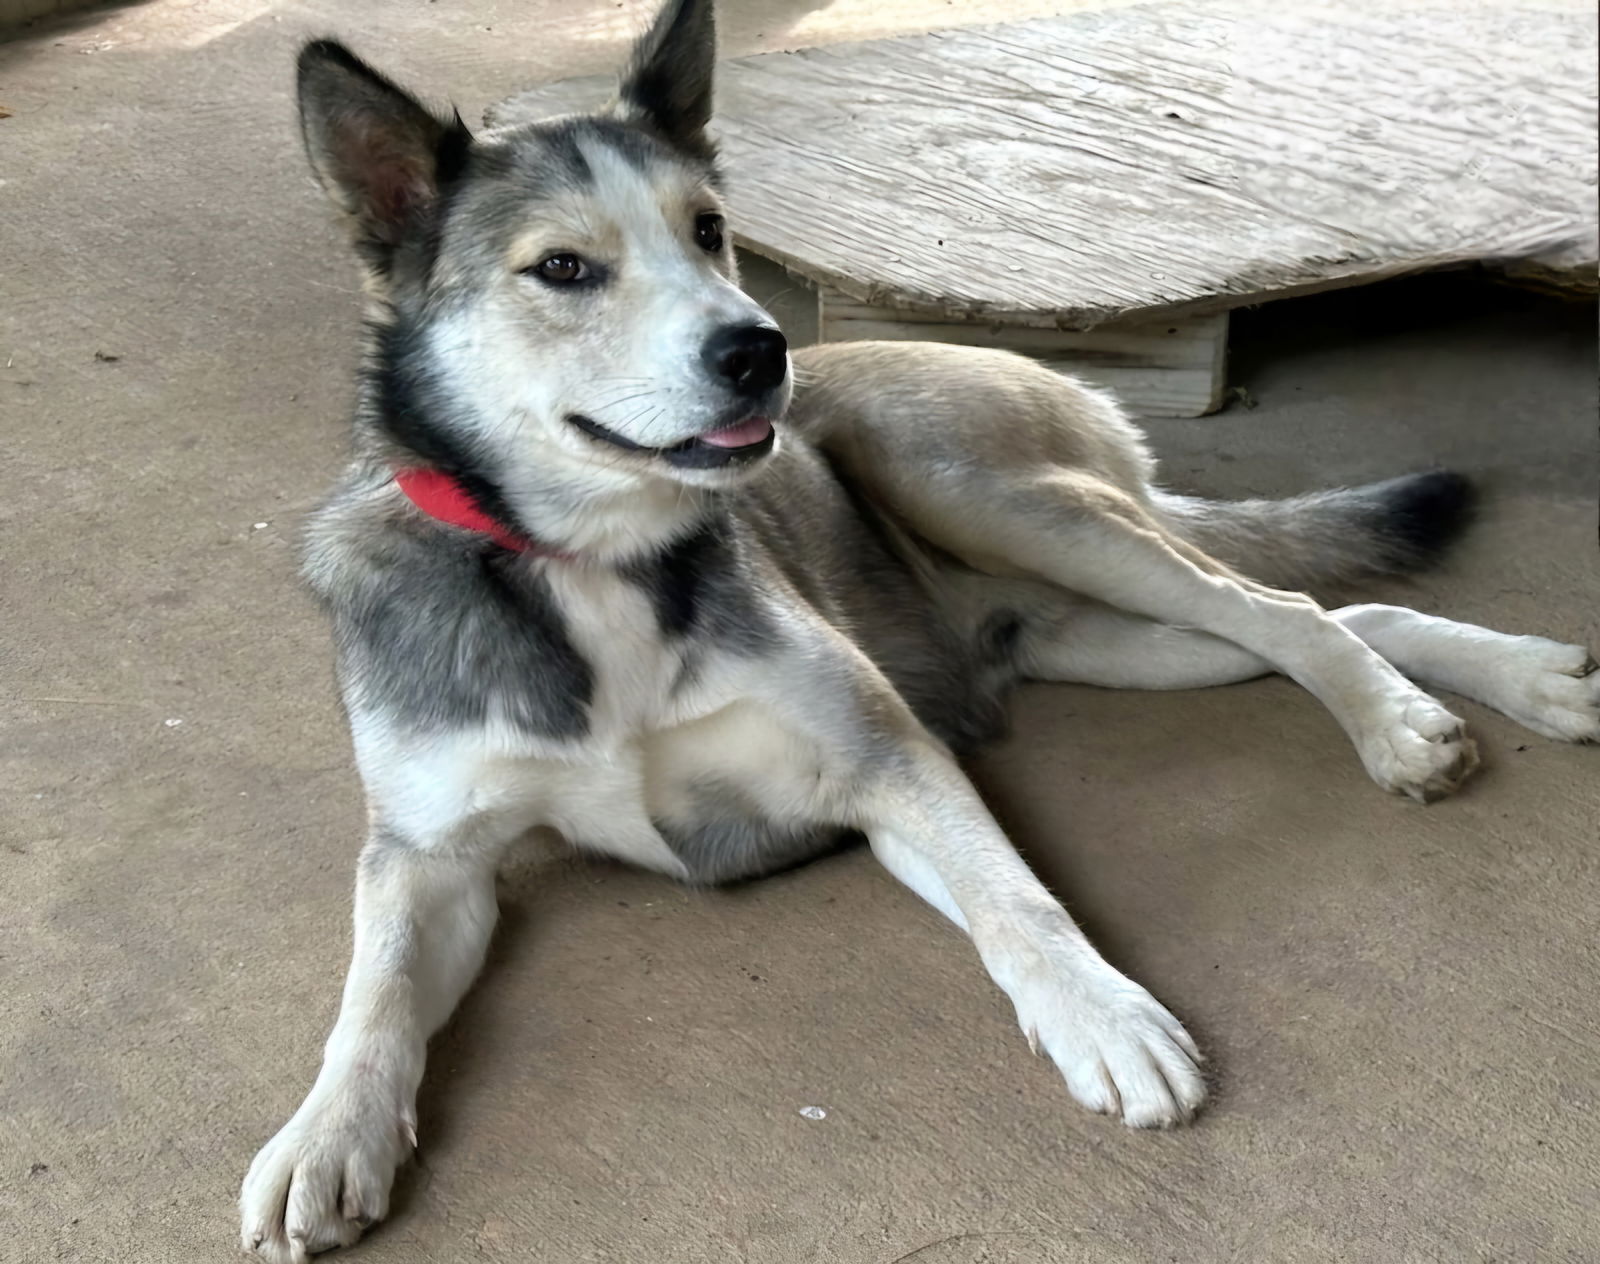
295, 40, 471, 248
617, 0, 716, 153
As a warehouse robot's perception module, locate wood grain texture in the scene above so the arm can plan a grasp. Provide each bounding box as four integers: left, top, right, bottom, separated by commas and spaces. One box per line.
733, 249, 1225, 416
492, 3, 1596, 329
819, 295, 1228, 415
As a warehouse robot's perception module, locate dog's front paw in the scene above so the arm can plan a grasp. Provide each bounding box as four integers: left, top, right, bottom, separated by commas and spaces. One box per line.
240, 1080, 416, 1262
983, 913, 1205, 1128
1481, 639, 1600, 743
1358, 692, 1480, 803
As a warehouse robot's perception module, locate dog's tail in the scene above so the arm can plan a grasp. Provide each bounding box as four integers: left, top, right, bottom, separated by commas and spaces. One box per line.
1153, 470, 1476, 590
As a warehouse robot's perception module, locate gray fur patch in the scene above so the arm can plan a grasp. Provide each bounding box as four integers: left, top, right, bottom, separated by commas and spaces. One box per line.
657, 779, 854, 885
445, 116, 714, 270
738, 444, 1015, 757
307, 485, 591, 739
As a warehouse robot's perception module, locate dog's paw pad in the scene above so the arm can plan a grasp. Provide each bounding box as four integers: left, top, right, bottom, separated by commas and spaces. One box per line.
994, 928, 1205, 1128
1489, 639, 1600, 743
240, 1088, 412, 1263
1053, 992, 1205, 1129
1362, 694, 1480, 802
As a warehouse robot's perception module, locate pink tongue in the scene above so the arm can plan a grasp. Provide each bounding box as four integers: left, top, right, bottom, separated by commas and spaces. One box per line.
698, 416, 773, 449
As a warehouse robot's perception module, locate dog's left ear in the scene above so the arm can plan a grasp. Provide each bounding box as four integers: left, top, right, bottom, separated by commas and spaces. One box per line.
617, 0, 716, 153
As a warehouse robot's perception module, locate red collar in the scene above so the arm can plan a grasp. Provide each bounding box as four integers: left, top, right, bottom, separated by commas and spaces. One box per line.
394, 468, 567, 558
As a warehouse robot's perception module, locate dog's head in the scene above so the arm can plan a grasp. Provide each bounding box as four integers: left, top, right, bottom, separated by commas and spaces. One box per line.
297, 0, 789, 547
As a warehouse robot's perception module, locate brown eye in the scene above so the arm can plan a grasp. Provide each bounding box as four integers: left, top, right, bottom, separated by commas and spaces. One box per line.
694, 213, 724, 253
529, 253, 588, 283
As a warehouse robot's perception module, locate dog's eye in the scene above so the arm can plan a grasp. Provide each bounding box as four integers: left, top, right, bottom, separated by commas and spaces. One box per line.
694, 213, 725, 253
527, 253, 589, 284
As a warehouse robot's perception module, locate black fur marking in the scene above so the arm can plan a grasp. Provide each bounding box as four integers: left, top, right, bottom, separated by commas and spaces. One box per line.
980, 611, 1023, 665
1368, 470, 1477, 571
623, 517, 778, 653
632, 523, 717, 637
411, 112, 476, 279
434, 110, 475, 187
368, 318, 529, 540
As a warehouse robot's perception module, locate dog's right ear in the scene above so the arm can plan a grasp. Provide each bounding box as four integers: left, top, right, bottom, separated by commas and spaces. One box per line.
296, 40, 470, 249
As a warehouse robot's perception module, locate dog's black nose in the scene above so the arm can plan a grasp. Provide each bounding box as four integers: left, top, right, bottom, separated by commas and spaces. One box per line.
702, 324, 788, 397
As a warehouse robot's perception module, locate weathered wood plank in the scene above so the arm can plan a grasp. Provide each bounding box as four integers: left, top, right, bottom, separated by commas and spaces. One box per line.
734, 249, 822, 347
731, 249, 1227, 417
492, 4, 1596, 330
819, 294, 1227, 416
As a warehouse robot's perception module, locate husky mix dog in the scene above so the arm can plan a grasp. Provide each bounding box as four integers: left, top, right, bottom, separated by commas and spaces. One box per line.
241, 1, 1599, 1257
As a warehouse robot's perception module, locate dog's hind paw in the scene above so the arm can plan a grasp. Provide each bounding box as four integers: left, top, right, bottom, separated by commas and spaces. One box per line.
1357, 693, 1480, 803
985, 913, 1205, 1128
1479, 638, 1600, 743
240, 1080, 416, 1262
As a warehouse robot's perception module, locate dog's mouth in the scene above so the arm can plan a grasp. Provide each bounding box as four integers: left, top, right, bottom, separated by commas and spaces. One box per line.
568, 412, 776, 470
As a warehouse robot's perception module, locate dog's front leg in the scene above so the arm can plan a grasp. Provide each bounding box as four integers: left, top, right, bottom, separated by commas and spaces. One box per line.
240, 827, 502, 1262
737, 626, 1205, 1128
859, 740, 1206, 1127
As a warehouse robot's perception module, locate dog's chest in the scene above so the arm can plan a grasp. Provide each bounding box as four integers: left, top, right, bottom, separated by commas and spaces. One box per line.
543, 564, 723, 742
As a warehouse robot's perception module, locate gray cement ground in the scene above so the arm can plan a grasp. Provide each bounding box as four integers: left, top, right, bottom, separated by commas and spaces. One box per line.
3, 2, 1597, 1261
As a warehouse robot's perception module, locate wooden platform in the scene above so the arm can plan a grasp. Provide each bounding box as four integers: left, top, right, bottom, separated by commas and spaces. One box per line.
492, 4, 1597, 416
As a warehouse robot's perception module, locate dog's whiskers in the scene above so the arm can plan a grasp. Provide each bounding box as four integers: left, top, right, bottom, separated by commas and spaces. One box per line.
586, 389, 656, 418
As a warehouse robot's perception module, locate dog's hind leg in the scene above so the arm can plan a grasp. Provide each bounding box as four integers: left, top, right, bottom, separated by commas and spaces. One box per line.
240, 750, 532, 1263
1020, 601, 1600, 742
936, 471, 1481, 801
1019, 603, 1271, 690
1323, 605, 1599, 742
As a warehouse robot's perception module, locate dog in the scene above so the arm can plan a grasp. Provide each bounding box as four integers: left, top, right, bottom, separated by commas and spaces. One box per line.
240, 1, 1600, 1257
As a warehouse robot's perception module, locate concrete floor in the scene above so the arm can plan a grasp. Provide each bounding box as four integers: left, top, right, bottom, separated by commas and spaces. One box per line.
3, 2, 1598, 1261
